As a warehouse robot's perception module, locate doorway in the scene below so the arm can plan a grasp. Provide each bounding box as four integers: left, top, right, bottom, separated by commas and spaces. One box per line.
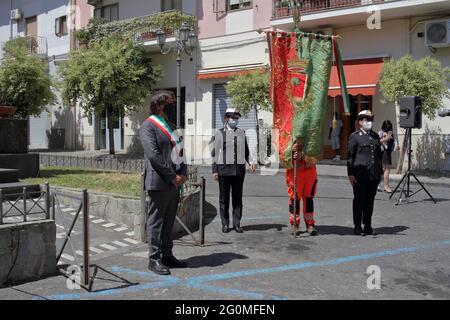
95, 110, 124, 150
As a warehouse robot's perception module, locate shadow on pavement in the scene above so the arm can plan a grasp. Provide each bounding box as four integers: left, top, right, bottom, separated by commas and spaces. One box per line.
185, 252, 248, 268
86, 265, 139, 293
317, 225, 409, 236
242, 223, 287, 232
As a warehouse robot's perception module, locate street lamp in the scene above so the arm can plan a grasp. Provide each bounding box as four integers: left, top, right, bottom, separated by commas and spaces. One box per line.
156, 22, 197, 129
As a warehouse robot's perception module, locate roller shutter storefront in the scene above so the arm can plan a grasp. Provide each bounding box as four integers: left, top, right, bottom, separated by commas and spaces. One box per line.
213, 83, 257, 160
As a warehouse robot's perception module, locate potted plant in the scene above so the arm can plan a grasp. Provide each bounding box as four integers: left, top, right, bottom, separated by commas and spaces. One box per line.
0, 106, 17, 118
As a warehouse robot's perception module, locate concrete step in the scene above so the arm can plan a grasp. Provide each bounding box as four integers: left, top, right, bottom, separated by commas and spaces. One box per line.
0, 182, 41, 199
0, 168, 20, 183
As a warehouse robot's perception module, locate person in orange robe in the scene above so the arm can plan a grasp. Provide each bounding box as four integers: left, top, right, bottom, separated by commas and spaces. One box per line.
285, 140, 318, 236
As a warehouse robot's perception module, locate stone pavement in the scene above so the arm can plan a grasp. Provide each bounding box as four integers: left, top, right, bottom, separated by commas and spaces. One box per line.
1, 168, 449, 300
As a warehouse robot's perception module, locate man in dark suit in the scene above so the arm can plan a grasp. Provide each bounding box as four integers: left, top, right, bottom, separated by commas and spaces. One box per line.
139, 90, 187, 275
347, 110, 383, 236
211, 108, 256, 233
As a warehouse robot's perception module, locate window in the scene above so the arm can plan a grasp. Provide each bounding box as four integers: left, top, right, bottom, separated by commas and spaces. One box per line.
227, 0, 252, 11
94, 3, 119, 22
55, 15, 68, 37
161, 0, 182, 12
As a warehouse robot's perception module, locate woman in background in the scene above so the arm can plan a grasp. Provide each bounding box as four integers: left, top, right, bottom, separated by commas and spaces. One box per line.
378, 120, 400, 193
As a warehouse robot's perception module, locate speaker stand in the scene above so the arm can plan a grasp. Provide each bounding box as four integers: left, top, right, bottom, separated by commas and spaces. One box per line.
389, 128, 437, 205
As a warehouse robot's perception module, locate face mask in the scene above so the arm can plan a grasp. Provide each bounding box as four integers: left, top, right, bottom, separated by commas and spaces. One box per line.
228, 119, 239, 128
362, 121, 373, 131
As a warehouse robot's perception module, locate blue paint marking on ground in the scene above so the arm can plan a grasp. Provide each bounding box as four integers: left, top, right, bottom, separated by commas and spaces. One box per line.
35, 239, 450, 300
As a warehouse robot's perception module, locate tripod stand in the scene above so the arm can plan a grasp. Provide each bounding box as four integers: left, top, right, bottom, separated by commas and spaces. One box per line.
389, 128, 436, 205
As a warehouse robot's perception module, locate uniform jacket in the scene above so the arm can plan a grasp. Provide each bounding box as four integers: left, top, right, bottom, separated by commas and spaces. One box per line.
347, 129, 383, 181
139, 117, 187, 191
210, 127, 251, 176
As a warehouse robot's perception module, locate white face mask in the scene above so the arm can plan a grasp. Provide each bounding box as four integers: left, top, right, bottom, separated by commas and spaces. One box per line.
228, 119, 239, 128
362, 120, 373, 131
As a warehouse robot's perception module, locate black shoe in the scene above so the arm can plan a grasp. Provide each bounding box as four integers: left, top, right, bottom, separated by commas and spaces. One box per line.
148, 259, 170, 275
222, 225, 230, 233
235, 226, 244, 233
307, 225, 318, 236
354, 226, 363, 236
162, 255, 187, 268
363, 226, 373, 235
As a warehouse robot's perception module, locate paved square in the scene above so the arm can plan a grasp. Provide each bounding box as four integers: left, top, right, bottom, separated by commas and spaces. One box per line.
1, 167, 449, 300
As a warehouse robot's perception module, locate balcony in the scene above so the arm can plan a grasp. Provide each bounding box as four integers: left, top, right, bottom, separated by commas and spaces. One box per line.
0, 36, 47, 61
25, 36, 48, 57
77, 10, 196, 52
272, 0, 385, 18
271, 0, 450, 30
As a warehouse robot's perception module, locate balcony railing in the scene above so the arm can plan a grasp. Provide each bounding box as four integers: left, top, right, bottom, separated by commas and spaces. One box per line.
0, 36, 47, 61
25, 36, 48, 57
272, 0, 386, 18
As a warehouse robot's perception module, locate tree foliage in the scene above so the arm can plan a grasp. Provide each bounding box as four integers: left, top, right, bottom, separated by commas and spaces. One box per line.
59, 36, 163, 117
225, 69, 272, 164
76, 11, 197, 47
225, 70, 272, 116
58, 36, 163, 154
379, 55, 450, 120
0, 37, 56, 118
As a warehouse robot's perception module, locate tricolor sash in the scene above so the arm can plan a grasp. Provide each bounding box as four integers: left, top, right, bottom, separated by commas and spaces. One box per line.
147, 114, 183, 164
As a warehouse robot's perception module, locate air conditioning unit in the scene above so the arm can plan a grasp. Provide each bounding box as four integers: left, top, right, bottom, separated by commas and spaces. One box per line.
425, 20, 450, 48
10, 9, 22, 21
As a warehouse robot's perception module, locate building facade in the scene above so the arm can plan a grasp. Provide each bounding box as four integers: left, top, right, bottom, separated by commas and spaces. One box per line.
2, 0, 449, 170
0, 0, 92, 149
270, 0, 450, 170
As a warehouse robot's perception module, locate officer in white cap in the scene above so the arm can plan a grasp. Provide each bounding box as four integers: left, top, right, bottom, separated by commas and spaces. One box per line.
210, 107, 257, 233
347, 110, 383, 236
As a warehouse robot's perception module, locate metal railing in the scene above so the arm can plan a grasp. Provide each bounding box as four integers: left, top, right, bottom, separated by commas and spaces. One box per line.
0, 183, 50, 225
272, 0, 387, 18
39, 153, 198, 184
25, 36, 48, 57
140, 174, 206, 245
53, 188, 91, 288
40, 154, 145, 172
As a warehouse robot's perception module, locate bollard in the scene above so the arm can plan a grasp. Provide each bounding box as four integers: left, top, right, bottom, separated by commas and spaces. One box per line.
140, 172, 147, 243
82, 189, 90, 287
45, 182, 50, 220
51, 193, 55, 221
199, 176, 206, 245
23, 187, 27, 222
0, 189, 3, 225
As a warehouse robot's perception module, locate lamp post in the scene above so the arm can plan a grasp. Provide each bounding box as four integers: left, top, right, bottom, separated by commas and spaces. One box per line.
156, 22, 197, 129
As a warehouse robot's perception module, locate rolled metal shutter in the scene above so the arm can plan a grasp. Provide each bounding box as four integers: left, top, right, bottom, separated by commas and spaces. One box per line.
213, 83, 257, 160
29, 111, 49, 149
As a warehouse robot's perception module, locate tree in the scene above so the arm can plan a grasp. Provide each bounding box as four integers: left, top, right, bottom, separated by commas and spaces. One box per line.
59, 36, 163, 155
379, 55, 450, 173
0, 37, 56, 118
225, 69, 272, 164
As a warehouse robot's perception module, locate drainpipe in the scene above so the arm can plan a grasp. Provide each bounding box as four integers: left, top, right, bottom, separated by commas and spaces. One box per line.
69, 0, 77, 151
9, 0, 13, 40
193, 40, 198, 164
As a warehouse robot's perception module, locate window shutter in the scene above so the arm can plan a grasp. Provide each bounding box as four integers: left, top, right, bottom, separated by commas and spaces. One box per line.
213, 0, 226, 13
55, 17, 61, 36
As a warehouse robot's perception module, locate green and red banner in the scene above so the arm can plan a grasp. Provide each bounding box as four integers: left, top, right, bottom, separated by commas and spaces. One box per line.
267, 31, 348, 168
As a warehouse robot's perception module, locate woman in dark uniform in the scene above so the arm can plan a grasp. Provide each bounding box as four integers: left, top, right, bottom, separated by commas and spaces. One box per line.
347, 110, 383, 236
378, 120, 399, 193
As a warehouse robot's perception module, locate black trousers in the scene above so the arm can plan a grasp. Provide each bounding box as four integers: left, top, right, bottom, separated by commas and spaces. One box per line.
352, 178, 379, 228
147, 189, 179, 260
218, 174, 245, 228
